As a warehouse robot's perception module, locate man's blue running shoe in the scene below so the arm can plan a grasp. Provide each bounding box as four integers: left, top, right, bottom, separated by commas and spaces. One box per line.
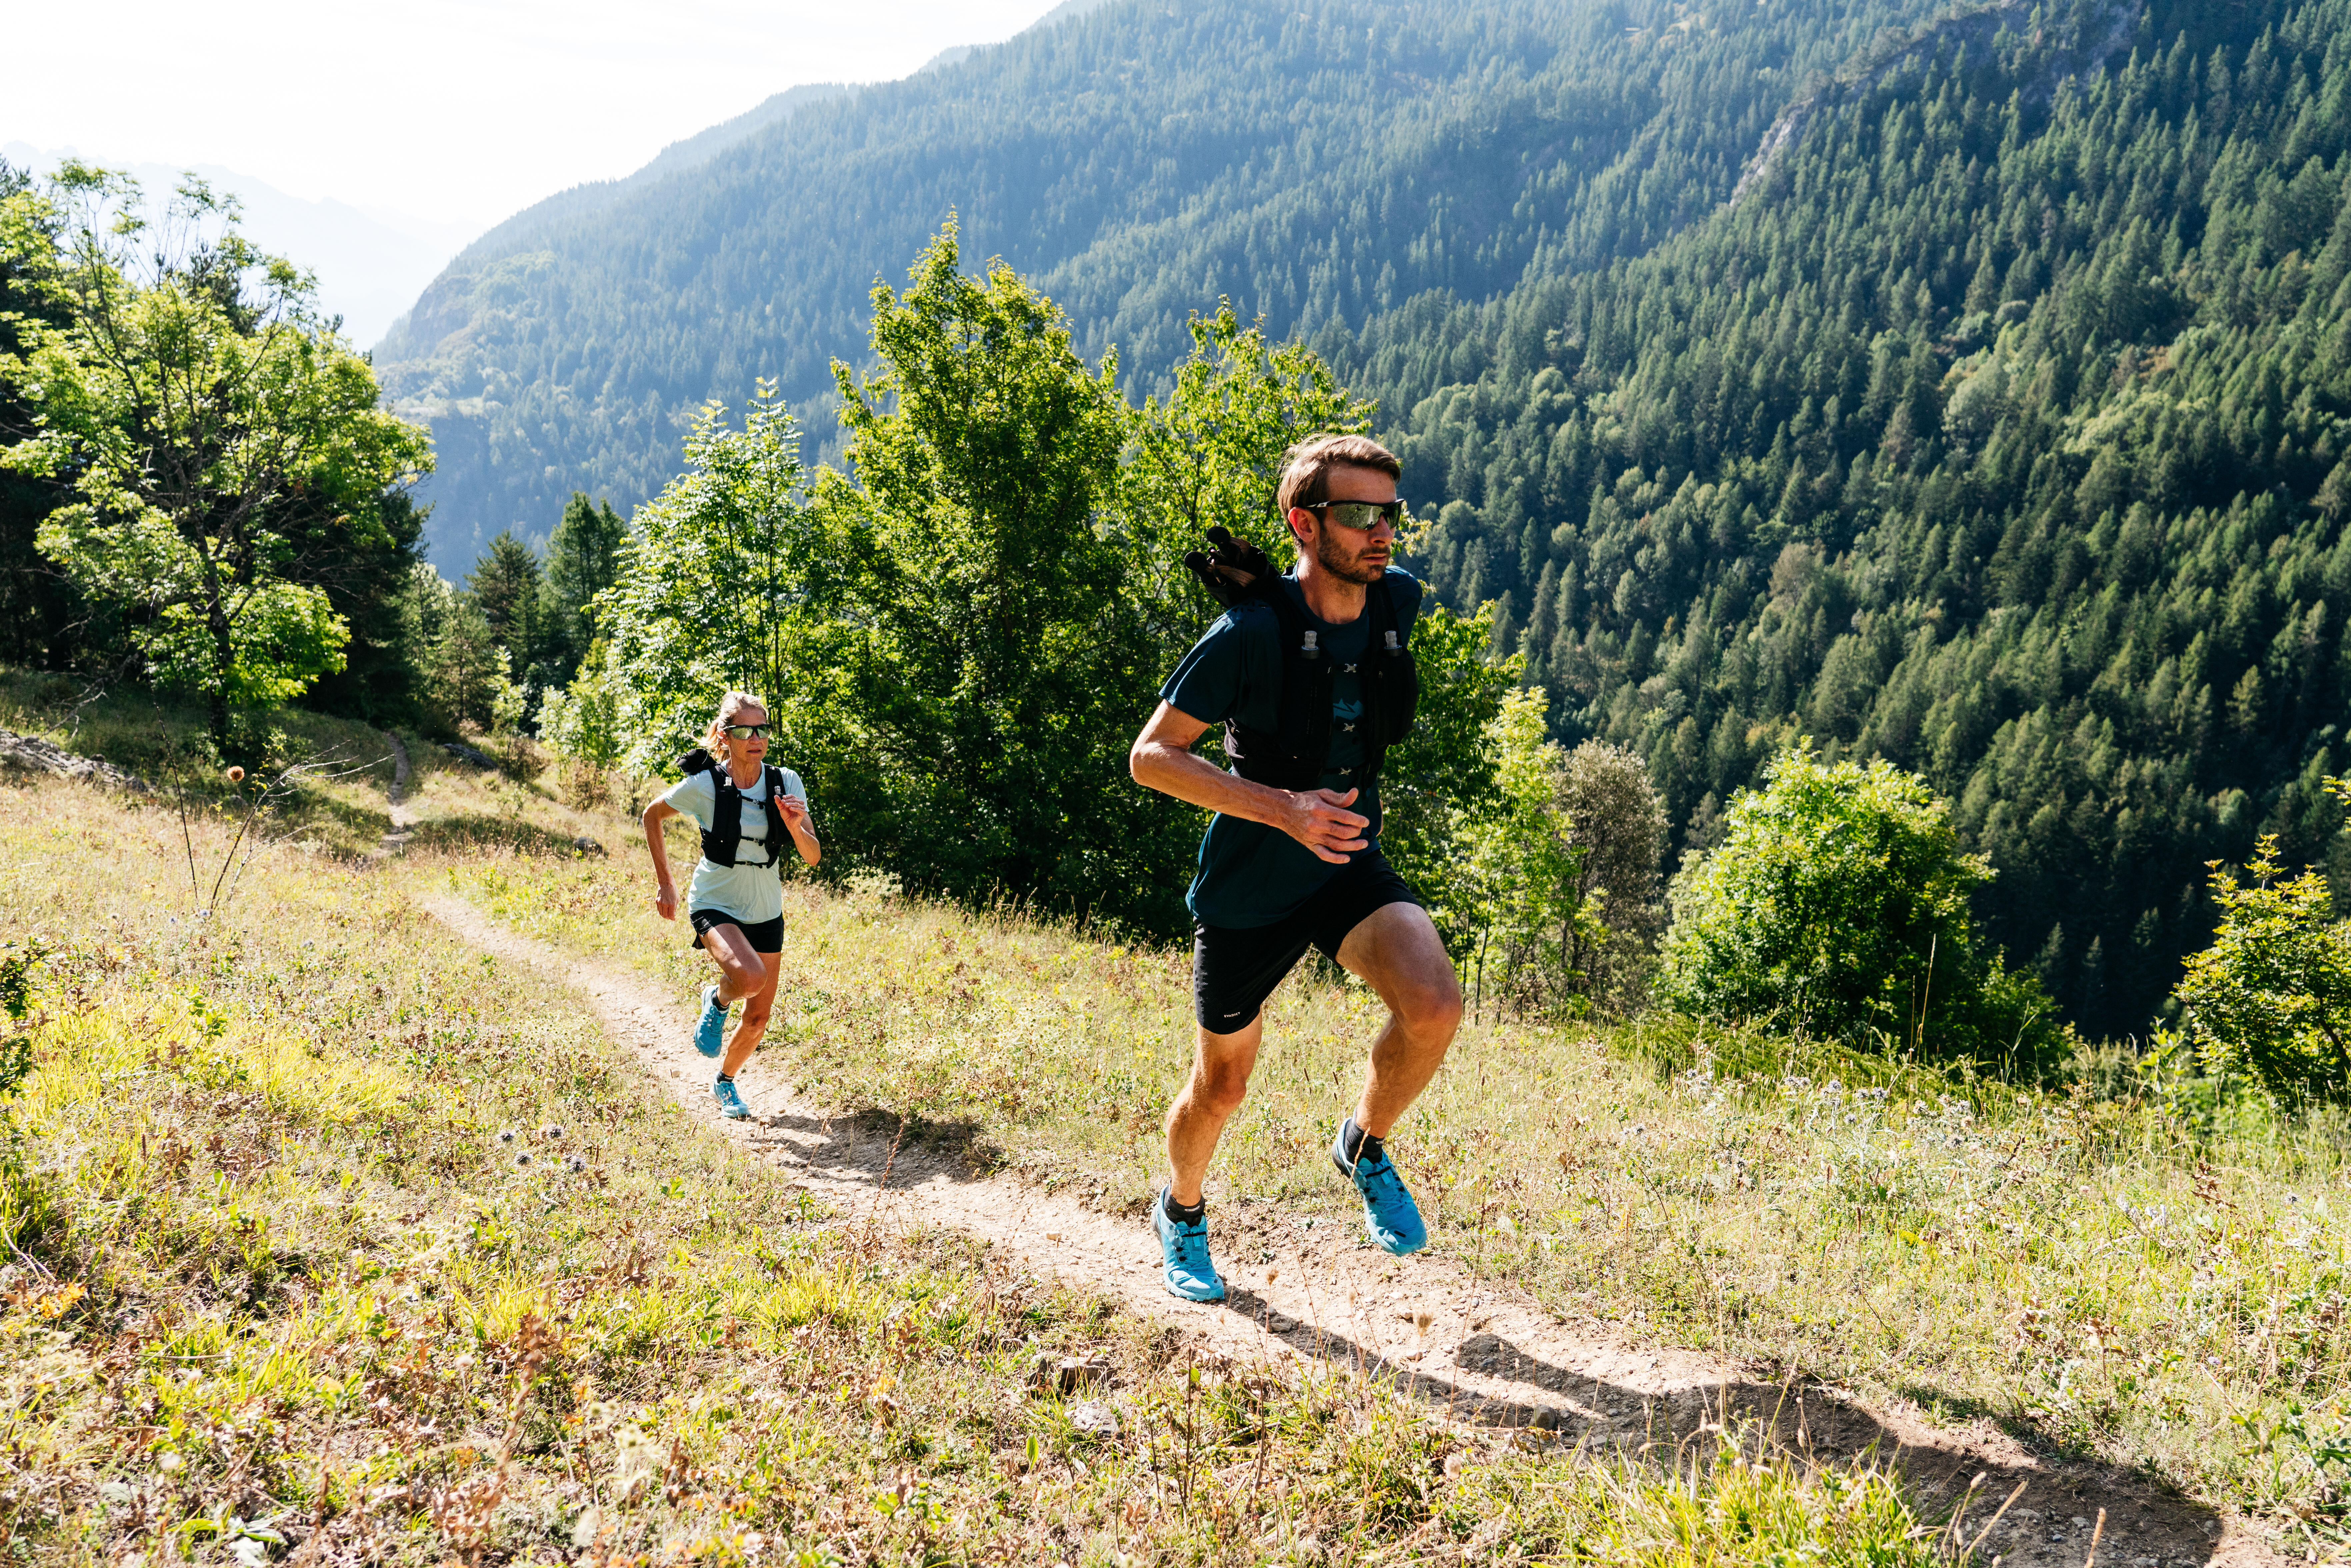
712, 1076, 750, 1120
1332, 1125, 1429, 1255
693, 985, 727, 1059
1151, 1187, 1225, 1302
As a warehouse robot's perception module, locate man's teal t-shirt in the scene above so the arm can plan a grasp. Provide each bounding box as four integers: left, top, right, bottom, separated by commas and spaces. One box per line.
1159, 568, 1423, 929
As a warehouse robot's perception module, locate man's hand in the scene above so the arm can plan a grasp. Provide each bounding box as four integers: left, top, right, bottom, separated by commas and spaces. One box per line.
1132, 701, 1370, 861
1281, 787, 1370, 863
654, 879, 678, 920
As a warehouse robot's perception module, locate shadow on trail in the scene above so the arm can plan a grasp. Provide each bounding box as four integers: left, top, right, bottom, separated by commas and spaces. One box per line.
738, 1104, 997, 1188
719, 1096, 2233, 1567
1195, 1302, 2229, 1568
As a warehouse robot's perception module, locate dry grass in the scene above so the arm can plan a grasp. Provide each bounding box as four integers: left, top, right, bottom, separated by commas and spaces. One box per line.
0, 773, 1957, 1565
461, 831, 2351, 1530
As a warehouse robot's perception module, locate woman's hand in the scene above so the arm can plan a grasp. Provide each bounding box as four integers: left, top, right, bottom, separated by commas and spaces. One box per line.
654, 879, 678, 921
781, 794, 812, 829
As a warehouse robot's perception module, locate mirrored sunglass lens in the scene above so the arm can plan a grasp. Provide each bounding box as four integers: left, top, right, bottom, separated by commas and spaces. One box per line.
1329, 502, 1398, 529
724, 724, 769, 737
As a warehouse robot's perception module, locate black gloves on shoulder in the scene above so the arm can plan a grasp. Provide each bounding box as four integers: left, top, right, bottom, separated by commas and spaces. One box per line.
1182, 526, 1281, 609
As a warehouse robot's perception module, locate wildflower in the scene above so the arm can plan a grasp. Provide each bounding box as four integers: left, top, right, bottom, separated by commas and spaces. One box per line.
225, 766, 245, 783
514, 1151, 533, 1168
565, 1154, 587, 1173
542, 1124, 565, 1140
497, 1129, 517, 1144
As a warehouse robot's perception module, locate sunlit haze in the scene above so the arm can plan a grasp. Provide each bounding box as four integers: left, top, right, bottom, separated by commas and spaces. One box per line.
7, 0, 1078, 228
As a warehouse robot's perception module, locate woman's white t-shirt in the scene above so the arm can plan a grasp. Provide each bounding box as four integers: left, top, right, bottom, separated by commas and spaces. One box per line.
660, 765, 806, 923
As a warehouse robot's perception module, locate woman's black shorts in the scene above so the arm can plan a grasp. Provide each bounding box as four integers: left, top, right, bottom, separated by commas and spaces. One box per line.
1191, 850, 1423, 1031
689, 908, 783, 954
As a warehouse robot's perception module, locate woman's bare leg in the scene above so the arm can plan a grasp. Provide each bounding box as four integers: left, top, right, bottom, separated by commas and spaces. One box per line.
701, 924, 767, 1004
720, 952, 783, 1079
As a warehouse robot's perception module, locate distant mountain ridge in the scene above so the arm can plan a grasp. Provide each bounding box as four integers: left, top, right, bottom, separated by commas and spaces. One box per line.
1, 143, 476, 347
375, 0, 1919, 565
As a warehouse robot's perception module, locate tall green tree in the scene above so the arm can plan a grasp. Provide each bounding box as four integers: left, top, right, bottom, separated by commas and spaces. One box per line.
543, 490, 625, 672
591, 381, 812, 770
467, 530, 543, 664
800, 221, 1175, 921
0, 165, 430, 746
0, 157, 84, 672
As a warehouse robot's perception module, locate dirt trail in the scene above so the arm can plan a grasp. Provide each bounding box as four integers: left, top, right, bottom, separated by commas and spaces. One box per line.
375, 731, 416, 857
417, 892, 2281, 1568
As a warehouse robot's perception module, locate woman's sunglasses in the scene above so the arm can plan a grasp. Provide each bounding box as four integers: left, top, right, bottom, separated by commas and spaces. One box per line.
1306, 499, 1405, 531
720, 723, 772, 739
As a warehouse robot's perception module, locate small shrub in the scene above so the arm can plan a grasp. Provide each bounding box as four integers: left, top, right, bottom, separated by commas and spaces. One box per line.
2160, 829, 2351, 1103
1658, 744, 2062, 1067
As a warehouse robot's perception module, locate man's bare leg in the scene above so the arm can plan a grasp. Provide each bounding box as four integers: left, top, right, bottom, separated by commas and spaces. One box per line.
1164, 1017, 1261, 1207
1334, 901, 1464, 1136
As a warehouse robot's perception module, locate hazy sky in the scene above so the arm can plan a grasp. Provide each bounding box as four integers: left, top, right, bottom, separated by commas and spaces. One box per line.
9, 0, 1075, 229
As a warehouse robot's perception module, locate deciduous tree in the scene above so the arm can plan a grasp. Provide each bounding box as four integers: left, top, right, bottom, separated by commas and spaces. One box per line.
0, 165, 430, 747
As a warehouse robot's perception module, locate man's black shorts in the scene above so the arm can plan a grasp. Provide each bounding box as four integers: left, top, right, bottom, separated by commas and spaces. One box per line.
689, 908, 784, 954
1192, 850, 1423, 1031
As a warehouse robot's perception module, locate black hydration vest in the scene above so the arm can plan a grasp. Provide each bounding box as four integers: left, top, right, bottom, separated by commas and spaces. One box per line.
675, 749, 789, 869
1222, 578, 1420, 813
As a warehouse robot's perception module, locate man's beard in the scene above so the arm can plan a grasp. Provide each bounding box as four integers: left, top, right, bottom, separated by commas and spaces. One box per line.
1313, 531, 1386, 587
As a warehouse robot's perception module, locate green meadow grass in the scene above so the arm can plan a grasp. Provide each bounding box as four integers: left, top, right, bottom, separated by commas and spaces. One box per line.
457, 842, 2351, 1531
0, 774, 1959, 1565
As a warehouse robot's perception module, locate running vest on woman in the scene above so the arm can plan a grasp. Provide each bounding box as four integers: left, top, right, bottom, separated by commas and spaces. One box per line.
659, 757, 807, 924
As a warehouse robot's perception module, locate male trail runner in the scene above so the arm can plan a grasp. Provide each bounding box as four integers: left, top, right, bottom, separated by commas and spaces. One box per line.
1129, 434, 1463, 1301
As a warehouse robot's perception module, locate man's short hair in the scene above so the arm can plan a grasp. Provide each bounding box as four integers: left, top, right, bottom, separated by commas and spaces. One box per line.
1276, 434, 1401, 516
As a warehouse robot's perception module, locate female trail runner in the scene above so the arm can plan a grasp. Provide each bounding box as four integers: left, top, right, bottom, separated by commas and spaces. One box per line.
639, 690, 821, 1118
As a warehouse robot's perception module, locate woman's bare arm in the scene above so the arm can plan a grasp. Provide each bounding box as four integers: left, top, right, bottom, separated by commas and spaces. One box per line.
781, 796, 822, 866
642, 798, 681, 919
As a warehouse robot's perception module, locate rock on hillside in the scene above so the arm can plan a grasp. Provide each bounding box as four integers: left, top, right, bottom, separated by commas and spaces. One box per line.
0, 730, 148, 792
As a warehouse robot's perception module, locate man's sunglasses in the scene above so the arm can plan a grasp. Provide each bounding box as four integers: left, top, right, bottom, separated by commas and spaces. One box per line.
720, 723, 772, 739
1305, 499, 1404, 531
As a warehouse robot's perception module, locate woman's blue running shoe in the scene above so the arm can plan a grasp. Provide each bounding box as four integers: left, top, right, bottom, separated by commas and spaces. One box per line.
1151, 1187, 1225, 1301
712, 1076, 750, 1119
1332, 1127, 1429, 1255
693, 985, 728, 1059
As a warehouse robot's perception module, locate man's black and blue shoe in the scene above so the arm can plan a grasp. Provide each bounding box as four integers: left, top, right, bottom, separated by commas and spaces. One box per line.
1151, 1186, 1226, 1301
1331, 1122, 1429, 1255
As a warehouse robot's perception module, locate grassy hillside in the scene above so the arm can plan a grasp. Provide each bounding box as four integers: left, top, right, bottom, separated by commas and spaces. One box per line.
456, 842, 2351, 1530
0, 769, 1964, 1563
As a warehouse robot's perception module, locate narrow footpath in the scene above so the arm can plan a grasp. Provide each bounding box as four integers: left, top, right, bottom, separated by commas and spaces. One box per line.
375, 730, 416, 857
415, 890, 2284, 1568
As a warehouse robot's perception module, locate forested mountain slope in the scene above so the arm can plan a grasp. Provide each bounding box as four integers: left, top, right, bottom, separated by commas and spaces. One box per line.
1334, 0, 2349, 1036
378, 0, 2349, 1038
374, 0, 1961, 565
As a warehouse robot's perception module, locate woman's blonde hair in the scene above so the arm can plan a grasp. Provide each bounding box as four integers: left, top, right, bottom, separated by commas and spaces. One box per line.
703, 690, 769, 757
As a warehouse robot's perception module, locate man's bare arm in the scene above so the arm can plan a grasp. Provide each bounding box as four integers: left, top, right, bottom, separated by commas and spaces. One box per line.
1128, 700, 1368, 865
